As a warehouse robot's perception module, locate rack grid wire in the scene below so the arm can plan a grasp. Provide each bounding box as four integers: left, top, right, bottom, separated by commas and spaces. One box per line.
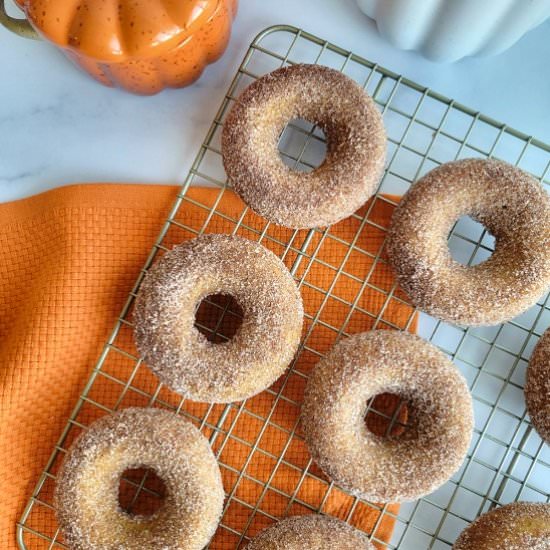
17, 25, 550, 550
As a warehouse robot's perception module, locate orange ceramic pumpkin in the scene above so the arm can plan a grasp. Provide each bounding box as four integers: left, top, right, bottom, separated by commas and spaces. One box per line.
1, 0, 237, 95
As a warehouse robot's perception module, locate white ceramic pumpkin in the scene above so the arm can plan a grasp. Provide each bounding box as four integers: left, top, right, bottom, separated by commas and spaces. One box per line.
357, 0, 550, 62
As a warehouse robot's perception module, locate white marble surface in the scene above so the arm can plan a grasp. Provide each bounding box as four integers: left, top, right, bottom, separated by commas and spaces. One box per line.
1, 0, 550, 203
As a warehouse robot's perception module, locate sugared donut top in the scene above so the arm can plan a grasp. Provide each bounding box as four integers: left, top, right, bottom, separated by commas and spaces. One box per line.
387, 158, 550, 326
54, 407, 224, 550
246, 515, 374, 549
453, 502, 550, 549
302, 330, 473, 502
525, 328, 550, 443
222, 63, 386, 228
133, 233, 304, 402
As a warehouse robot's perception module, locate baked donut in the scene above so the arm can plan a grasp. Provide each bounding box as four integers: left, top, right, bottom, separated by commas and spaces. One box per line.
525, 327, 550, 443
246, 515, 374, 549
453, 501, 550, 549
54, 408, 224, 550
387, 158, 550, 326
302, 330, 473, 502
222, 63, 386, 229
134, 234, 303, 403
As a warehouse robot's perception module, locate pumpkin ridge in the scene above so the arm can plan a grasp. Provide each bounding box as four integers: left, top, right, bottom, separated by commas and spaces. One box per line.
15, 0, 236, 94
20, 0, 221, 62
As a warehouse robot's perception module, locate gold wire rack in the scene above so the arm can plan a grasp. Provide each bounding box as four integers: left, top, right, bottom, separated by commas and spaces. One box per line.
17, 25, 550, 549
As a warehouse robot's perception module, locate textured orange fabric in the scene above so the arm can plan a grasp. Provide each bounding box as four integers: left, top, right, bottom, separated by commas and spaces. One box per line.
0, 183, 416, 549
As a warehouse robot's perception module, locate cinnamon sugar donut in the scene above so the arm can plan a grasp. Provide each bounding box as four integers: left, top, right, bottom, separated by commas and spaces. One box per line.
246, 515, 374, 549
387, 158, 550, 326
134, 234, 303, 403
54, 408, 224, 550
525, 327, 550, 443
222, 63, 386, 229
453, 502, 550, 549
302, 330, 473, 503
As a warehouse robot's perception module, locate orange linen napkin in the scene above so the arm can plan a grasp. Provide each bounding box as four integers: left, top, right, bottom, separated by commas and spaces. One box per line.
0, 183, 416, 549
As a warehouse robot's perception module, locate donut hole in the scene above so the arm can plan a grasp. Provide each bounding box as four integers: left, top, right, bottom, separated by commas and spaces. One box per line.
194, 293, 244, 343
365, 393, 411, 438
449, 215, 495, 266
118, 467, 167, 517
278, 118, 327, 173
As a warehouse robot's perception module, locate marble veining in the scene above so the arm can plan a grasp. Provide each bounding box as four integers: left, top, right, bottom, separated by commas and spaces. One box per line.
0, 0, 549, 202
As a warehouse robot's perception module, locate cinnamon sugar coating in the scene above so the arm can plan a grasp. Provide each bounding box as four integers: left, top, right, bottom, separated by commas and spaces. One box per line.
222, 63, 386, 229
453, 502, 550, 549
525, 328, 550, 443
54, 408, 224, 550
302, 330, 473, 503
246, 515, 374, 549
387, 158, 550, 326
134, 234, 304, 403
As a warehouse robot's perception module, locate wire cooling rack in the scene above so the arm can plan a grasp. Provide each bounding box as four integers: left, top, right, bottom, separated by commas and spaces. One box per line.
17, 25, 550, 550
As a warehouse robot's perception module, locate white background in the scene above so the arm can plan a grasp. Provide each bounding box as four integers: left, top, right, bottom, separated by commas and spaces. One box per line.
0, 0, 550, 202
